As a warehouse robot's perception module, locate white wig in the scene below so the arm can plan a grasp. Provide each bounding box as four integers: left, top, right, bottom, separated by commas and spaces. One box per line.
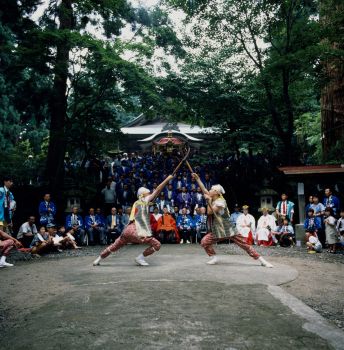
211, 184, 225, 195
137, 187, 150, 198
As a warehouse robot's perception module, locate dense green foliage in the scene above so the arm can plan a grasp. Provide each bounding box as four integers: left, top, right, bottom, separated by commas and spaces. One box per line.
0, 0, 343, 187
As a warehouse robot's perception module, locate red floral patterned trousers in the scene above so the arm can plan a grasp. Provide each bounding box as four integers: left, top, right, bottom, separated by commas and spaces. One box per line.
100, 223, 161, 259
201, 233, 260, 260
0, 239, 14, 256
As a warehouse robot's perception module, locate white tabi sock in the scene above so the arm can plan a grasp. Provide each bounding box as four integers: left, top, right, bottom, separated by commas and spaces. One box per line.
0, 256, 6, 263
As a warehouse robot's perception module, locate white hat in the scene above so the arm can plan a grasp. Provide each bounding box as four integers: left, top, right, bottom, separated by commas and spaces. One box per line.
137, 187, 150, 198
211, 184, 225, 194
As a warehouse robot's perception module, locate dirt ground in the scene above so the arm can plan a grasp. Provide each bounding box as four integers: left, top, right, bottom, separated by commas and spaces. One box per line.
0, 245, 343, 349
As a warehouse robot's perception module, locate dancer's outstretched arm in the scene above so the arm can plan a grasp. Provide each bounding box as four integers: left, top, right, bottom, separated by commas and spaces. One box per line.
191, 173, 209, 196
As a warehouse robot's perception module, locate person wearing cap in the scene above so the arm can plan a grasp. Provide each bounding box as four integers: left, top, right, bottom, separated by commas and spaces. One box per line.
236, 205, 255, 245
93, 173, 175, 267
256, 207, 277, 246
192, 173, 273, 267
229, 204, 242, 227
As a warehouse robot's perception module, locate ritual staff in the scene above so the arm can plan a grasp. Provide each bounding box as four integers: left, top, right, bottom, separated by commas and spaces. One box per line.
256, 207, 277, 246
93, 173, 174, 267
236, 205, 255, 245
192, 173, 273, 267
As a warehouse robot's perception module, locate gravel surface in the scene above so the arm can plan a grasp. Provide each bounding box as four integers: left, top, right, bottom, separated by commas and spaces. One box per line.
4, 243, 344, 332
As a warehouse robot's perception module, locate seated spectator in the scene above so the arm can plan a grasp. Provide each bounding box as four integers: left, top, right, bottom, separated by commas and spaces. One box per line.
172, 206, 180, 221
17, 216, 38, 248
156, 206, 179, 243
150, 207, 162, 236
106, 207, 122, 243
236, 205, 255, 245
65, 207, 86, 246
306, 231, 322, 253
121, 207, 131, 228
0, 229, 22, 267
176, 207, 194, 244
193, 206, 208, 242
304, 208, 322, 242
256, 208, 277, 246
56, 225, 81, 250
85, 208, 107, 245
229, 204, 242, 227
38, 193, 56, 226
31, 224, 61, 255
275, 218, 295, 247
324, 207, 339, 253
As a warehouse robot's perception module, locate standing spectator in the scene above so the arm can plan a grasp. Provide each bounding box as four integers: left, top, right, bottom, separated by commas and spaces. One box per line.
256, 208, 277, 246
193, 187, 206, 213
336, 209, 344, 238
310, 194, 326, 245
276, 193, 295, 223
176, 207, 194, 244
101, 178, 117, 215
106, 207, 122, 243
305, 195, 314, 214
176, 187, 192, 211
17, 216, 38, 248
324, 208, 339, 253
229, 204, 242, 227
0, 177, 15, 233
118, 183, 133, 211
323, 188, 340, 217
304, 208, 322, 242
165, 184, 176, 206
38, 193, 57, 226
85, 208, 107, 245
0, 229, 22, 267
236, 205, 255, 245
65, 207, 86, 246
155, 192, 172, 213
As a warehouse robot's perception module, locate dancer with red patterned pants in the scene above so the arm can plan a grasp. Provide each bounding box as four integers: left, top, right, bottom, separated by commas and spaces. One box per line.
0, 229, 22, 268
93, 174, 174, 267
192, 173, 273, 267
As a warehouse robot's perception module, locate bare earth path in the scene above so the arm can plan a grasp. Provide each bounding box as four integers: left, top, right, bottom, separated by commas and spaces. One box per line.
0, 245, 343, 350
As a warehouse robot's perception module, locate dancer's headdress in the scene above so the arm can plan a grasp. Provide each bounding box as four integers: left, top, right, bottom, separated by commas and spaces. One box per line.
137, 187, 150, 198
211, 184, 225, 195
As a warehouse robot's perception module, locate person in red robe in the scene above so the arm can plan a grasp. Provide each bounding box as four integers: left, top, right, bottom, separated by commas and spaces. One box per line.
156, 207, 180, 243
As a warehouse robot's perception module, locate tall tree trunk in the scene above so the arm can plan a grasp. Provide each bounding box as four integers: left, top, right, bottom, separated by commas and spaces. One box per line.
320, 0, 344, 162
46, 0, 73, 195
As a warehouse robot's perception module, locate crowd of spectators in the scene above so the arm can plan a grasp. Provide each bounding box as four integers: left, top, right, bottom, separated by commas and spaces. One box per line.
1, 151, 344, 267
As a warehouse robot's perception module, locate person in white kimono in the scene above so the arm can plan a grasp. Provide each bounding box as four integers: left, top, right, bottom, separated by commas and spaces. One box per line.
236, 205, 255, 245
256, 208, 277, 246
